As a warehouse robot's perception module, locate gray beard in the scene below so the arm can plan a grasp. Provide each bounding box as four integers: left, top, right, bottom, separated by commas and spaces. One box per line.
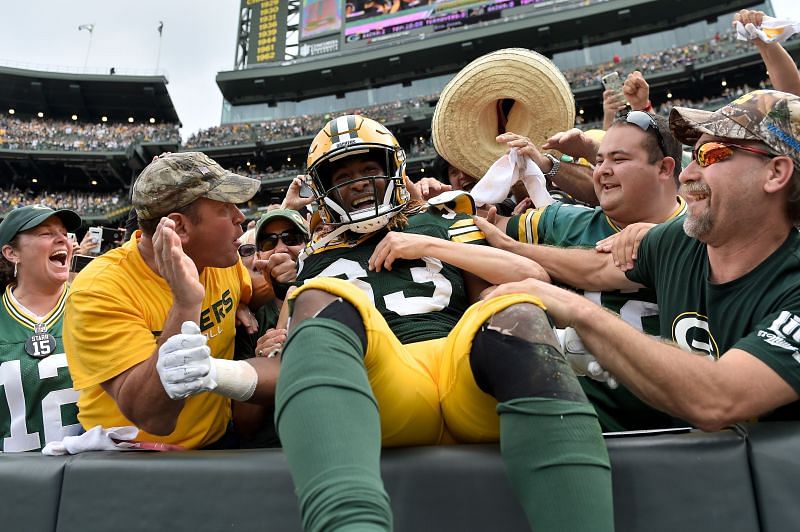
683, 208, 713, 240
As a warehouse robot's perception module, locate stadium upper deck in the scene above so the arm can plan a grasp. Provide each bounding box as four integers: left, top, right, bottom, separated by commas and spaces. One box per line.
216, 0, 762, 104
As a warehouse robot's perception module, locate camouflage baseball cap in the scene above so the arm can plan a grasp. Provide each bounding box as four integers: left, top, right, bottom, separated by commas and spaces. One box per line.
670, 89, 800, 167
132, 152, 261, 220
255, 208, 310, 247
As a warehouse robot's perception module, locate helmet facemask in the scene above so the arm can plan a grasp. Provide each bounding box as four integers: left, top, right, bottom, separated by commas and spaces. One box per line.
308, 131, 409, 233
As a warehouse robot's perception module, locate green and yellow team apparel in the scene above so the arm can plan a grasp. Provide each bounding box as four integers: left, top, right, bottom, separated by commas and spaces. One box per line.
298, 208, 483, 344
507, 199, 687, 430
65, 231, 252, 449
0, 285, 80, 452
296, 208, 503, 445
627, 218, 800, 420
280, 206, 613, 532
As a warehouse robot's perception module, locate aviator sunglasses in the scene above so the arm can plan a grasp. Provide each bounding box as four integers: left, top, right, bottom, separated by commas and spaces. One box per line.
258, 231, 307, 252
625, 111, 668, 157
692, 141, 775, 168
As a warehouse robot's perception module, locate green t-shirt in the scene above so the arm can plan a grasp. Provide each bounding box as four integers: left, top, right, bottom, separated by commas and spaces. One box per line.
298, 207, 486, 344
627, 218, 800, 421
0, 285, 80, 451
507, 200, 687, 431
235, 300, 281, 362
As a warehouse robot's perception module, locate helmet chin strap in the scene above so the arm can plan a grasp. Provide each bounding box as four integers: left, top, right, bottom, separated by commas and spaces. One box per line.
297, 225, 349, 271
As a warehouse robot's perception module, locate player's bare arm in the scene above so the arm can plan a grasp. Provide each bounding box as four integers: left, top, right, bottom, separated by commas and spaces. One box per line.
486, 278, 800, 430
101, 218, 205, 435
368, 230, 549, 284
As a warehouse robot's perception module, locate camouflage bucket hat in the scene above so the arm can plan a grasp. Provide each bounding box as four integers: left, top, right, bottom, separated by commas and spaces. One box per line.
255, 208, 310, 248
669, 89, 800, 168
132, 152, 261, 220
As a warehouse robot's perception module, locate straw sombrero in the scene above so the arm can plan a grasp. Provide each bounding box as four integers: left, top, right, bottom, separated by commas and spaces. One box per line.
432, 48, 575, 179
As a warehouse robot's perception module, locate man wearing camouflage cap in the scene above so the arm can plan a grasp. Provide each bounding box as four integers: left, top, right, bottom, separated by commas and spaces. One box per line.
64, 152, 281, 449
484, 89, 800, 429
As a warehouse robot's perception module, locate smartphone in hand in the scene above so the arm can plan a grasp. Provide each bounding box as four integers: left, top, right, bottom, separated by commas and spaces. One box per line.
70, 254, 94, 273
601, 72, 630, 117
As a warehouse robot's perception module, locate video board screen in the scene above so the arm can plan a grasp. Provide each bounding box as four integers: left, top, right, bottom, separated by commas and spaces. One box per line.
246, 0, 566, 64
300, 0, 344, 40
343, 0, 546, 47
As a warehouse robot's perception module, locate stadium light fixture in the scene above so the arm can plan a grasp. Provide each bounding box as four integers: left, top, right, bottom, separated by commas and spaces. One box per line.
37, 112, 44, 118
7, 109, 14, 115
667, 91, 673, 99
128, 117, 134, 123
32, 178, 38, 184
246, 161, 251, 166
149, 117, 156, 124
579, 108, 584, 115
101, 116, 108, 122
287, 156, 292, 162
721, 80, 727, 87
421, 168, 425, 173
91, 180, 97, 185
71, 114, 78, 121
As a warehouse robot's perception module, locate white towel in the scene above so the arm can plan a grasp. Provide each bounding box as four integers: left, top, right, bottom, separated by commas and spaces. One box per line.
42, 425, 142, 455
470, 148, 555, 208
734, 16, 800, 43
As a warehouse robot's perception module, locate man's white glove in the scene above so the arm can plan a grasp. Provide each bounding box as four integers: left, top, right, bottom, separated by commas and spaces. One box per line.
157, 321, 217, 400
560, 327, 618, 389
157, 321, 259, 402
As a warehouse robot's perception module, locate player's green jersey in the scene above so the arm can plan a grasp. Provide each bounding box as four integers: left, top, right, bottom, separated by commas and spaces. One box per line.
298, 208, 486, 344
0, 285, 80, 452
507, 199, 688, 430
628, 218, 800, 421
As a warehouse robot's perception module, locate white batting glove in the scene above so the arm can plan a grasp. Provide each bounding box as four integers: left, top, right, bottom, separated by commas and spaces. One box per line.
560, 327, 618, 389
157, 321, 218, 400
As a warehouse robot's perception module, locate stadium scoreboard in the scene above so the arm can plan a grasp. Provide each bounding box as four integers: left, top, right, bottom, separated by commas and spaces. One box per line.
242, 0, 567, 65
246, 0, 289, 64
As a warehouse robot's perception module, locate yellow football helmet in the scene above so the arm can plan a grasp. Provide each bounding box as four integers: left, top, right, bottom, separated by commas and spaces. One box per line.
306, 115, 409, 233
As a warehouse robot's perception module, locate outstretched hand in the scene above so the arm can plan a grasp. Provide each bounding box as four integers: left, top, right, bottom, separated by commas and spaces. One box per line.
281, 175, 315, 211
405, 176, 452, 201
543, 128, 598, 162
472, 214, 517, 252
595, 222, 655, 271
368, 231, 438, 272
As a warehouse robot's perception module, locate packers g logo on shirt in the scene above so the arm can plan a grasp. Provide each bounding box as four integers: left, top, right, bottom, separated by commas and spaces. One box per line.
672, 312, 719, 360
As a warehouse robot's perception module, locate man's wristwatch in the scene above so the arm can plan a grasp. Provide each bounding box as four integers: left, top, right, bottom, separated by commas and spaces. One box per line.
543, 153, 561, 179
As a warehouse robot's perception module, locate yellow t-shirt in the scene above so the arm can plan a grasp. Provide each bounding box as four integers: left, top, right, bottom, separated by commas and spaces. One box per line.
64, 231, 252, 449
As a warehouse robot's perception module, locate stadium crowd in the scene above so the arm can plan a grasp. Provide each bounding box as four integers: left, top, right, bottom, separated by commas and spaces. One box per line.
0, 114, 180, 151
0, 187, 128, 217
1, 8, 800, 532
184, 30, 760, 149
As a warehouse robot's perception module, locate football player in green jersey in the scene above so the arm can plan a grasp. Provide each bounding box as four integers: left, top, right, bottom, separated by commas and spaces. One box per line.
0, 205, 83, 451
477, 111, 688, 431
275, 115, 614, 532
486, 90, 800, 430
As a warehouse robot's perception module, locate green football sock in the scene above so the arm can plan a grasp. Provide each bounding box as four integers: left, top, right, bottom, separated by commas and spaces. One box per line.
498, 398, 614, 532
275, 318, 392, 532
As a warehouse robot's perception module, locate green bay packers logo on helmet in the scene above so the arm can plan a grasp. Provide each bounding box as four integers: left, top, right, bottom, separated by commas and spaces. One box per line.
306, 115, 410, 233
